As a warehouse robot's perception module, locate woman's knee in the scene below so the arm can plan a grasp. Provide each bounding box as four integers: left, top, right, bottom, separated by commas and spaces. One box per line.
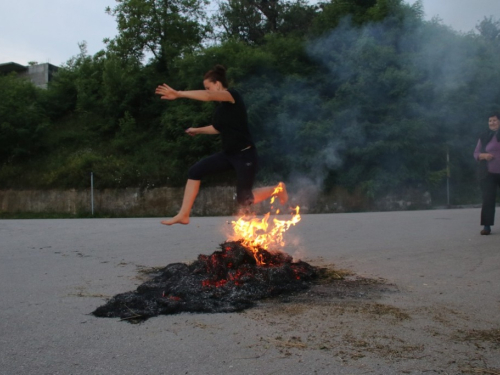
187, 165, 203, 180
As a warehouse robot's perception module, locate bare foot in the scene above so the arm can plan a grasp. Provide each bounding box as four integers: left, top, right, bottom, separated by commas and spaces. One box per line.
277, 182, 288, 205
161, 215, 190, 225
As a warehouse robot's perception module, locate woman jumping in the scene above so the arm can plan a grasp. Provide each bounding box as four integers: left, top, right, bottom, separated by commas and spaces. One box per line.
155, 65, 287, 225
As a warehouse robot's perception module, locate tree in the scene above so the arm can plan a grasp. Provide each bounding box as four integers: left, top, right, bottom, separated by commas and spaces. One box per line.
104, 0, 210, 71
476, 16, 500, 43
311, 0, 423, 36
0, 74, 49, 163
214, 0, 318, 44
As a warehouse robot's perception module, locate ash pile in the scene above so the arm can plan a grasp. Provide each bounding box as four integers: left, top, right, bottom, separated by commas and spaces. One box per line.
92, 240, 319, 322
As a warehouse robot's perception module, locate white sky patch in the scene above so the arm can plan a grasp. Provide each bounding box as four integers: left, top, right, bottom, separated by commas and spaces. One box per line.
405, 0, 500, 32
0, 0, 116, 66
0, 0, 499, 66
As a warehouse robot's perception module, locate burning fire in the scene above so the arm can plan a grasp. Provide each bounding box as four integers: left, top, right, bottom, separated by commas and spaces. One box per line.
92, 186, 320, 323
230, 185, 301, 265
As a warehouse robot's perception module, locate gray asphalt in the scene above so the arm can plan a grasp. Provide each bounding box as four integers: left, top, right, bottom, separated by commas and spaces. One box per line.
0, 208, 499, 374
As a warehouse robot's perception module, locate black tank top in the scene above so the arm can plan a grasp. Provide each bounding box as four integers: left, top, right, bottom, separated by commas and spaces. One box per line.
212, 89, 255, 154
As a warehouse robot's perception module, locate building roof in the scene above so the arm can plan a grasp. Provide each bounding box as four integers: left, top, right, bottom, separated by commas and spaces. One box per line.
0, 62, 28, 74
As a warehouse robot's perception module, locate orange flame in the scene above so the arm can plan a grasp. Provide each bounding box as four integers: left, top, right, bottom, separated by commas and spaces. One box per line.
230, 186, 301, 265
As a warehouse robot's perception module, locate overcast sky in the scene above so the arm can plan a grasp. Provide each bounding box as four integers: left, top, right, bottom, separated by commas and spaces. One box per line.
0, 0, 499, 67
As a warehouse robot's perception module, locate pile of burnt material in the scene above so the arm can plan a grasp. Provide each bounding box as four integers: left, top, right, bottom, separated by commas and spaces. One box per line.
92, 240, 319, 322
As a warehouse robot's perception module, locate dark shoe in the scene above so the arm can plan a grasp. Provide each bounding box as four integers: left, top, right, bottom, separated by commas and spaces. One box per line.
481, 229, 491, 235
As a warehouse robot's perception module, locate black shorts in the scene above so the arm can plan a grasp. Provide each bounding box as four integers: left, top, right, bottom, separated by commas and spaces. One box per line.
188, 147, 258, 206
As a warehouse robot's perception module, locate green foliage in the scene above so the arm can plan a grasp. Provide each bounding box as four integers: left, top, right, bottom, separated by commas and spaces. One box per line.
2, 0, 500, 206
105, 0, 211, 70
101, 56, 145, 118
214, 0, 317, 44
476, 16, 500, 43
0, 74, 50, 163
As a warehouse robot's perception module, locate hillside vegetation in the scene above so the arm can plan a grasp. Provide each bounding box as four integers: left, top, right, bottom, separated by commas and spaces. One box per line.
2, 0, 500, 205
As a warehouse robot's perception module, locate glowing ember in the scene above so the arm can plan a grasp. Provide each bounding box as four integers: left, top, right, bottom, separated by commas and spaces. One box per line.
92, 241, 319, 322
91, 186, 313, 323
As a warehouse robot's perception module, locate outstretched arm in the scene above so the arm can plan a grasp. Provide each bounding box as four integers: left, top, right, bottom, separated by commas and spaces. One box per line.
185, 125, 220, 136
155, 84, 234, 103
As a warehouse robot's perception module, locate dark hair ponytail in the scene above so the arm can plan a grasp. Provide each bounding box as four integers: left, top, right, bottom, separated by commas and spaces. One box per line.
204, 65, 228, 88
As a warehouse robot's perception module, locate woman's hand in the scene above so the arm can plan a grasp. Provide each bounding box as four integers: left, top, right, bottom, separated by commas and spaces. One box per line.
185, 127, 198, 136
480, 153, 494, 161
155, 84, 181, 100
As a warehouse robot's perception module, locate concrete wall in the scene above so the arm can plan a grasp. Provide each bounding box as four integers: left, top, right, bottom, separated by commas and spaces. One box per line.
17, 63, 58, 89
0, 187, 236, 216
0, 186, 432, 216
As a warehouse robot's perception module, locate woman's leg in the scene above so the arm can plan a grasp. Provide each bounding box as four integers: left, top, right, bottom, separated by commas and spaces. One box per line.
253, 182, 288, 205
232, 149, 258, 207
161, 152, 232, 226
231, 147, 288, 207
480, 173, 496, 227
161, 179, 200, 225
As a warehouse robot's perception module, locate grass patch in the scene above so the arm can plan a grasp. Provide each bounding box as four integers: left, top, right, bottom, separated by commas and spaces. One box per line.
316, 266, 354, 283
460, 368, 500, 375
457, 328, 500, 348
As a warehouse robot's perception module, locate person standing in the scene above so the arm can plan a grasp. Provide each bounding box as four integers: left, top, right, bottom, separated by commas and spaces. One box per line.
474, 112, 500, 235
155, 65, 287, 225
